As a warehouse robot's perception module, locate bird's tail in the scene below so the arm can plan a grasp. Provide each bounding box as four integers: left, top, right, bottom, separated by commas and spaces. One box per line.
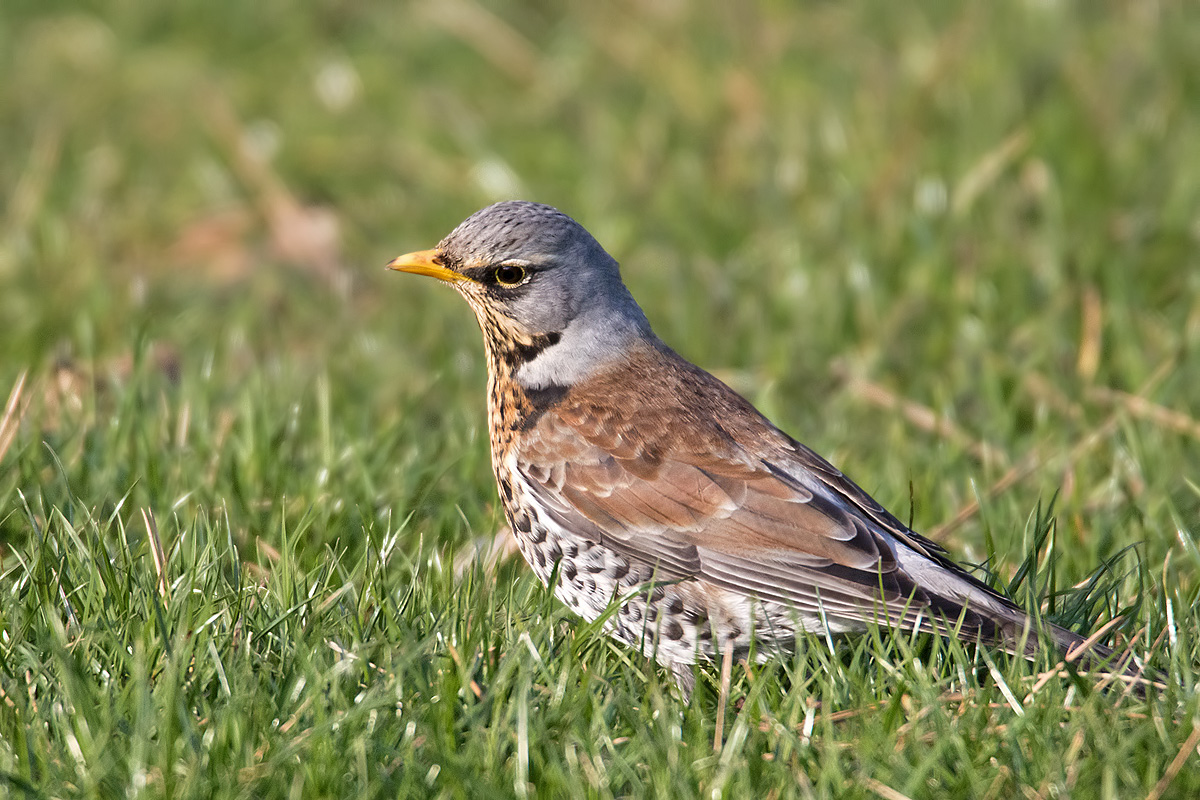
914, 563, 1154, 692
996, 610, 1154, 692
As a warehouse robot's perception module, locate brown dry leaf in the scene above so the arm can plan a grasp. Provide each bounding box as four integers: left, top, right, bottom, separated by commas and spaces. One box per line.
264, 197, 343, 282
199, 87, 345, 284
168, 206, 256, 284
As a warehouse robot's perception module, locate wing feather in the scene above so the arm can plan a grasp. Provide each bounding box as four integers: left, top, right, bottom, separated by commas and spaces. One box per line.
512, 342, 1017, 641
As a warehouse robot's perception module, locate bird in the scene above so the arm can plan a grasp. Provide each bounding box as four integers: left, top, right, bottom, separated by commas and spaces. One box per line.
388, 200, 1136, 694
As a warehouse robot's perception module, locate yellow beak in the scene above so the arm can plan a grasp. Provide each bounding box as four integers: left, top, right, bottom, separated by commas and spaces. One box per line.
385, 248, 466, 283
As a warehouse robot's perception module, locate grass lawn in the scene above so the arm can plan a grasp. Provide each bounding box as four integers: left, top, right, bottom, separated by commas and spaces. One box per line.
2, 1, 1199, 797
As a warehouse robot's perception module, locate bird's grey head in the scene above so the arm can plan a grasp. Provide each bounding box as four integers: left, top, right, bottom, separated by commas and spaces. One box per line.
388, 201, 655, 388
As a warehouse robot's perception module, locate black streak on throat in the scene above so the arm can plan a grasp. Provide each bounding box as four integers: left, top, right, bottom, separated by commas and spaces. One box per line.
512, 331, 561, 364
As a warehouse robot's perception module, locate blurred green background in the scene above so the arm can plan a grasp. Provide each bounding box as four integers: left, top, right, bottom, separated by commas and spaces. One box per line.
3, 0, 1196, 554
2, 2, 1199, 797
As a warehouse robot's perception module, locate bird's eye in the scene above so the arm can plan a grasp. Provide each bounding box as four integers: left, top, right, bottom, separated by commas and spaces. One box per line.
493, 264, 527, 287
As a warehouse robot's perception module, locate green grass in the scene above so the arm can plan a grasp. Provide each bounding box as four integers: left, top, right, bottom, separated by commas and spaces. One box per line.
2, 1, 1199, 797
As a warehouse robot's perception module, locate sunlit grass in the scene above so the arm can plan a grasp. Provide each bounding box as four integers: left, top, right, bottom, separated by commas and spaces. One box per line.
2, 2, 1199, 798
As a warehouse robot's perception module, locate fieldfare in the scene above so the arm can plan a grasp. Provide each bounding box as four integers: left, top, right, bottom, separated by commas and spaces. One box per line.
388, 201, 1133, 692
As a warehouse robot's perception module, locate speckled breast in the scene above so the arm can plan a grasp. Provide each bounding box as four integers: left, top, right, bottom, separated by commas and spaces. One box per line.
493, 460, 802, 677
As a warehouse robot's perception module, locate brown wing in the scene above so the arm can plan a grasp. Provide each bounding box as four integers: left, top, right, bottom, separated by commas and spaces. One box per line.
514, 343, 1013, 636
